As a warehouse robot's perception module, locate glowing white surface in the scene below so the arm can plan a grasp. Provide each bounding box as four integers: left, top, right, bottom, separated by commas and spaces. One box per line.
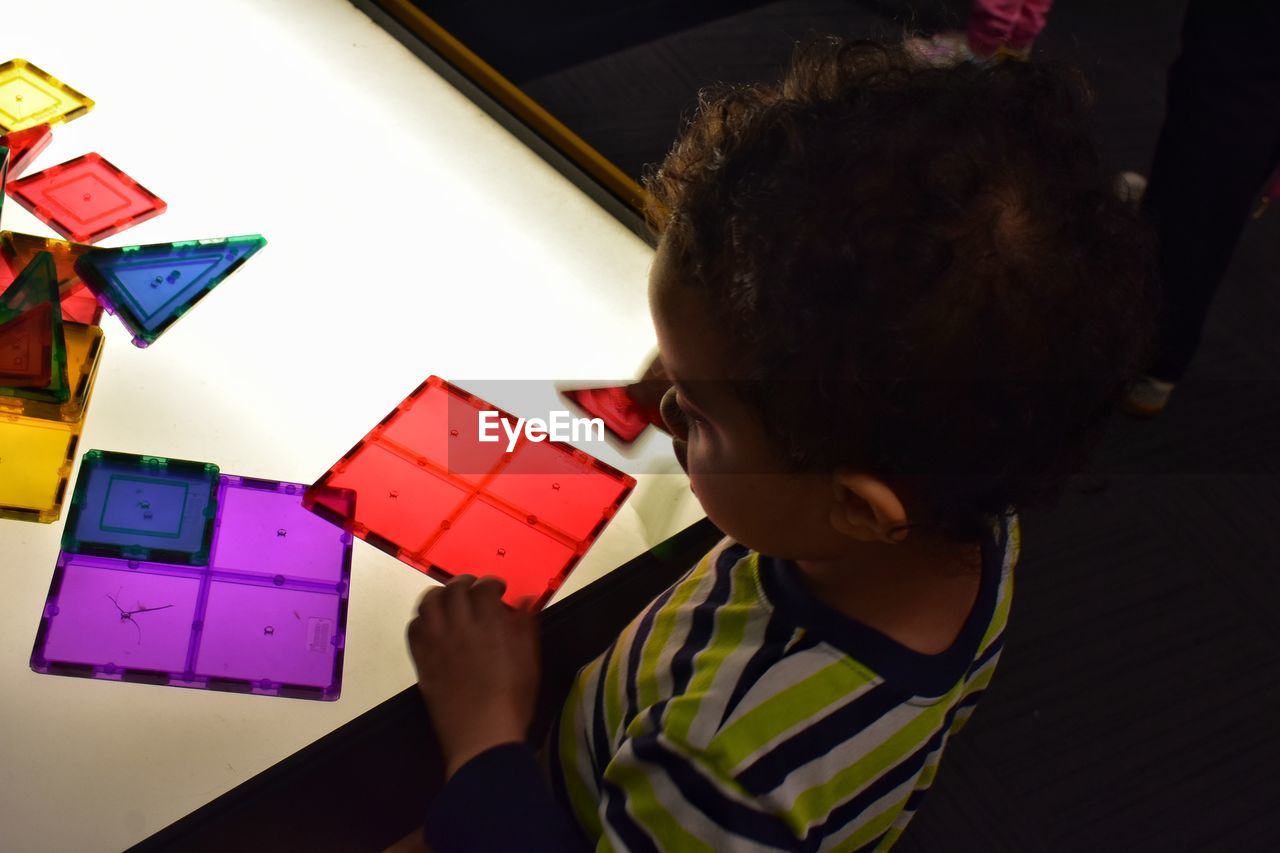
0, 2, 702, 849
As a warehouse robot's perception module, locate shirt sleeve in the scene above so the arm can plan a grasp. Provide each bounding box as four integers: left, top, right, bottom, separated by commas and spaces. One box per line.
424, 742, 592, 853
596, 729, 802, 852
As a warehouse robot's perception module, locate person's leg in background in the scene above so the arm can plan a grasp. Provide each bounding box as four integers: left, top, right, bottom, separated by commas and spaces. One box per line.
1140, 0, 1280, 393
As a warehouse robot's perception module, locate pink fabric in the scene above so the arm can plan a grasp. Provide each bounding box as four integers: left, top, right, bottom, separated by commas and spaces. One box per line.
967, 0, 1054, 55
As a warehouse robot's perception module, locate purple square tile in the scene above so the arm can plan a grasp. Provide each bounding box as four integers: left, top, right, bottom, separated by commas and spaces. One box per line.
33, 553, 202, 676
210, 476, 353, 585
32, 471, 353, 700
193, 579, 342, 691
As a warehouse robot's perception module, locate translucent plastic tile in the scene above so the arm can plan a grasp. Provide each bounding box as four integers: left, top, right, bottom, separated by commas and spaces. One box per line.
0, 123, 52, 178
0, 59, 93, 133
0, 252, 69, 404
0, 416, 77, 523
0, 230, 96, 323
0, 144, 7, 220
563, 385, 663, 443
210, 476, 354, 585
1, 231, 93, 291
62, 450, 220, 565
425, 501, 578, 604
75, 235, 266, 347
306, 376, 635, 607
317, 443, 470, 553
0, 321, 105, 424
30, 551, 348, 700
33, 555, 203, 675
58, 286, 101, 325
193, 581, 343, 692
0, 303, 52, 387
483, 439, 634, 540
8, 153, 166, 243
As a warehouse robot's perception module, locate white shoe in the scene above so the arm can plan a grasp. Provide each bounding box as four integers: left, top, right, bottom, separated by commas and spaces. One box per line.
1121, 375, 1175, 418
1114, 171, 1148, 206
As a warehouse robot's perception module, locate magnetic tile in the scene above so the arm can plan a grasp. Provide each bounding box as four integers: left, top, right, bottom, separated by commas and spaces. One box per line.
62, 450, 220, 565
0, 144, 7, 220
30, 552, 346, 699
8, 153, 166, 243
316, 443, 471, 554
379, 380, 511, 484
0, 415, 77, 523
0, 303, 52, 387
0, 242, 59, 316
0, 321, 105, 424
306, 376, 635, 607
0, 231, 96, 323
76, 235, 266, 347
1, 230, 94, 291
210, 476, 353, 586
192, 581, 343, 694
58, 285, 101, 325
0, 59, 93, 133
33, 554, 203, 675
0, 252, 69, 404
425, 500, 578, 604
0, 123, 52, 178
563, 385, 663, 443
483, 438, 634, 540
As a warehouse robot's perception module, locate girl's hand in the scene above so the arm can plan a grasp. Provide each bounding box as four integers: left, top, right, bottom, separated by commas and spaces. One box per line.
407, 575, 540, 779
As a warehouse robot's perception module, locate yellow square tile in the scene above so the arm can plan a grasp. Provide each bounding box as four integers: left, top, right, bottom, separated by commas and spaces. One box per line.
0, 59, 94, 133
0, 415, 78, 522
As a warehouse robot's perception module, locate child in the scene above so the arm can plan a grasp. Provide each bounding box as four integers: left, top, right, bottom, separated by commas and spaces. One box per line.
408, 38, 1152, 851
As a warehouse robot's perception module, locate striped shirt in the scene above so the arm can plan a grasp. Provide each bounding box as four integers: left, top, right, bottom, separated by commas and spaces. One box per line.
551, 515, 1018, 851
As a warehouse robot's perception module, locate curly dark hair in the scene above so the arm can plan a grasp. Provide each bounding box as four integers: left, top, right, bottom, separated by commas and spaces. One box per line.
645, 38, 1155, 540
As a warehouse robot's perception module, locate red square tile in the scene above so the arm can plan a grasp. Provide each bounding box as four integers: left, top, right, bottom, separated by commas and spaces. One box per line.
305, 377, 635, 607
0, 123, 53, 179
8, 153, 166, 244
425, 501, 578, 604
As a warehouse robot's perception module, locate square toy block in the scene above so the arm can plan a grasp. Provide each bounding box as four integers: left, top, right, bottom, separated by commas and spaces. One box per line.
192, 580, 344, 695
62, 450, 220, 565
0, 59, 93, 134
306, 376, 635, 608
0, 322, 104, 424
210, 476, 354, 586
76, 235, 266, 347
0, 252, 69, 404
32, 555, 204, 676
0, 123, 52, 179
0, 415, 78, 523
8, 153, 165, 244
32, 478, 351, 700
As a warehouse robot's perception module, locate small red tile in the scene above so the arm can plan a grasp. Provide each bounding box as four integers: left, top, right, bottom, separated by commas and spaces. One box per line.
8, 153, 166, 243
0, 123, 52, 179
305, 377, 635, 608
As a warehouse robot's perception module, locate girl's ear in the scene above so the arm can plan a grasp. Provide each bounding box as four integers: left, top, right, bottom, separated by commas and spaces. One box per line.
829, 471, 909, 544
